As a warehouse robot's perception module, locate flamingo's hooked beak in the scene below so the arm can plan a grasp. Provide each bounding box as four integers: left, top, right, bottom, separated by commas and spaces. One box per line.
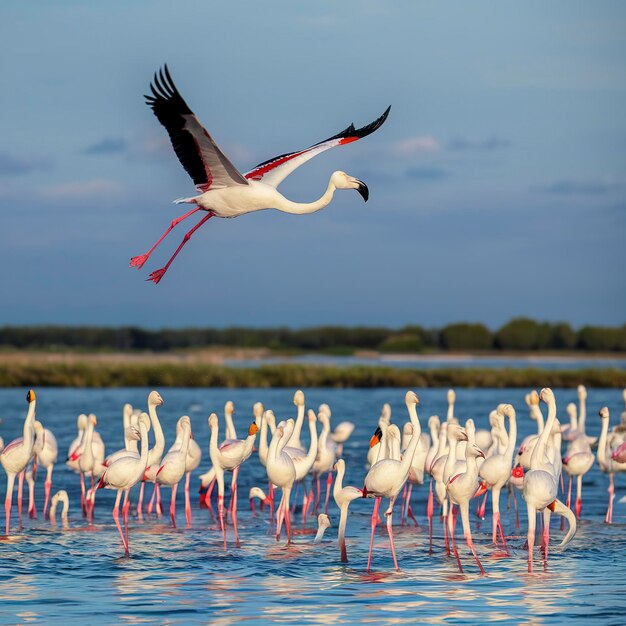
354, 179, 369, 202
369, 426, 382, 448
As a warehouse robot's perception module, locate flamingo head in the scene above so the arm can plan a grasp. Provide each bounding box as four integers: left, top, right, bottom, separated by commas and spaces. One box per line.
149, 390, 164, 406
307, 409, 317, 424
566, 403, 577, 418
138, 412, 151, 432
26, 389, 36, 404
88, 414, 97, 427
470, 444, 485, 460
333, 458, 345, 472
318, 403, 332, 419
381, 403, 391, 424
540, 388, 554, 404
449, 423, 467, 442
577, 385, 587, 401
330, 171, 368, 201
225, 400, 234, 415
599, 407, 609, 420
317, 513, 331, 530
428, 415, 440, 430
248, 420, 259, 436
529, 390, 540, 406
369, 426, 383, 448
447, 389, 456, 404
208, 413, 219, 429
405, 390, 419, 407
253, 402, 264, 421
77, 413, 88, 431
293, 390, 305, 407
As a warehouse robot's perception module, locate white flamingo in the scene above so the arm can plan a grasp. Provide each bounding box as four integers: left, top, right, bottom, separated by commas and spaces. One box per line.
130, 65, 389, 283
1, 390, 37, 535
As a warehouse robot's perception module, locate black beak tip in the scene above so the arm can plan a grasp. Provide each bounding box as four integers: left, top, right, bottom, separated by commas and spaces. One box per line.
356, 181, 369, 202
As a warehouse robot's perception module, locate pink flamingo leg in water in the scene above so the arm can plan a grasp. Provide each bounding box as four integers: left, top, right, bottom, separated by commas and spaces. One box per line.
4, 473, 15, 536
112, 489, 128, 555
385, 498, 399, 571
367, 497, 382, 572
130, 206, 202, 269
323, 471, 333, 515
268, 482, 275, 529
231, 467, 240, 548
427, 479, 434, 554
218, 494, 227, 550
204, 479, 216, 519
28, 474, 36, 519
448, 504, 463, 573
122, 490, 131, 551
43, 467, 53, 519
170, 484, 178, 528
147, 212, 215, 284
80, 474, 87, 517
185, 472, 192, 526
136, 482, 145, 516
147, 483, 157, 515
17, 471, 24, 530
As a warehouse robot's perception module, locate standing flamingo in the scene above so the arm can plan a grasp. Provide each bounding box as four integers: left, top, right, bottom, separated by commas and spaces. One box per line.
208, 413, 259, 548
522, 388, 576, 573
478, 403, 517, 548
155, 416, 192, 527
364, 391, 421, 572
445, 421, 487, 574
333, 458, 363, 562
597, 406, 626, 523
1, 390, 37, 535
35, 422, 58, 519
98, 413, 151, 556
131, 65, 389, 283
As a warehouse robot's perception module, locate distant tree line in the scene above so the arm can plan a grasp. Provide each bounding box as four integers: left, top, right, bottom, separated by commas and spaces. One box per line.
0, 318, 625, 352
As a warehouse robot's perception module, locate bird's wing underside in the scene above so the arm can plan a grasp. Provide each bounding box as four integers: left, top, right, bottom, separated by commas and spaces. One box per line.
145, 65, 249, 192
244, 106, 391, 188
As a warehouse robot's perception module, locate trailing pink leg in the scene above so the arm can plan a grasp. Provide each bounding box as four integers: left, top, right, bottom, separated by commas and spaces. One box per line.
130, 206, 202, 269
268, 482, 275, 529
204, 479, 216, 519
122, 490, 130, 551
147, 212, 214, 284
467, 533, 486, 575
147, 483, 157, 515
80, 474, 87, 517
448, 505, 463, 573
156, 483, 163, 516
291, 481, 299, 514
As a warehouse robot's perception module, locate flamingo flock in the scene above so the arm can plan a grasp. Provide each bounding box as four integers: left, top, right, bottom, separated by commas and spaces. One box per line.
1, 386, 625, 575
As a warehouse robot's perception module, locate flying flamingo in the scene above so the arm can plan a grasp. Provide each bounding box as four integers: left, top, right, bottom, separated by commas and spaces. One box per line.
156, 416, 192, 527
98, 413, 151, 556
363, 391, 421, 572
131, 65, 390, 284
522, 388, 576, 573
333, 458, 363, 562
478, 403, 517, 549
445, 419, 487, 574
208, 413, 259, 548
1, 390, 37, 535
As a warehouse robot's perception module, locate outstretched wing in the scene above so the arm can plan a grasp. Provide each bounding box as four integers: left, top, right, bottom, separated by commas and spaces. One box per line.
145, 65, 248, 192
244, 106, 390, 188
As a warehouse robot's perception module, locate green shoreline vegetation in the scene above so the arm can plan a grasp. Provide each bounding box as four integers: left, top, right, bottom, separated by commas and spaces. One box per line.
1, 362, 624, 389
1, 318, 625, 353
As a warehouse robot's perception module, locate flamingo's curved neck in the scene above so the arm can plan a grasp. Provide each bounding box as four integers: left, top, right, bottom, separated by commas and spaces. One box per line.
288, 403, 306, 448
149, 401, 165, 459
23, 401, 36, 448
597, 417, 609, 469
303, 418, 318, 468
225, 407, 237, 440
258, 416, 269, 466
275, 181, 336, 215
139, 424, 150, 466
400, 402, 421, 476
504, 413, 518, 464
531, 398, 556, 471
578, 395, 587, 435
533, 404, 545, 434
334, 464, 344, 499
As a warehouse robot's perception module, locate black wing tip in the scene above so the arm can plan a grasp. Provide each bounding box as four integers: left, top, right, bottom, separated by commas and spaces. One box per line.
353, 105, 391, 139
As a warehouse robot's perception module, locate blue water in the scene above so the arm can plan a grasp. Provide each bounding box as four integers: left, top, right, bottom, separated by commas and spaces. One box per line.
226, 354, 626, 370
1, 387, 626, 625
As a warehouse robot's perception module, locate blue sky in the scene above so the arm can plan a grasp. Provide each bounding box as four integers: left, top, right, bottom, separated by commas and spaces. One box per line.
0, 1, 624, 329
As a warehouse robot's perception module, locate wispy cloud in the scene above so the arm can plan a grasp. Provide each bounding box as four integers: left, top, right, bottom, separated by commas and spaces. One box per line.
39, 178, 123, 201
389, 136, 440, 158
405, 166, 447, 181
0, 152, 52, 176
533, 177, 625, 195
83, 137, 127, 155
447, 136, 510, 151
